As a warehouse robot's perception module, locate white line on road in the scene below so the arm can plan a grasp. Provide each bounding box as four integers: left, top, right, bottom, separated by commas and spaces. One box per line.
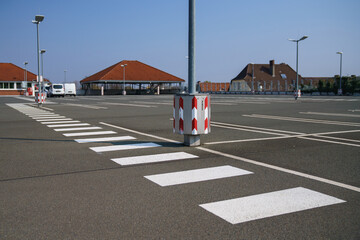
197, 147, 360, 193
36, 118, 73, 122
99, 122, 181, 144
90, 142, 160, 153
63, 103, 108, 109
47, 123, 90, 128
74, 136, 135, 143
54, 127, 102, 132
102, 102, 157, 108
199, 187, 345, 224
300, 112, 360, 118
32, 116, 66, 119
112, 152, 198, 166
145, 165, 253, 187
41, 120, 81, 124
63, 131, 117, 137
243, 114, 360, 127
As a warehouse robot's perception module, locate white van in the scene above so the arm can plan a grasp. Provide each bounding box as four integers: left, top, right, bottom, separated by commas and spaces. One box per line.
64, 83, 76, 96
49, 84, 65, 97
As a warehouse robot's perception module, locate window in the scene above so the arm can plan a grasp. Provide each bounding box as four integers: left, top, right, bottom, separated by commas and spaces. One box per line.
281, 74, 287, 79
53, 85, 63, 89
0, 82, 3, 89
4, 82, 9, 89
16, 83, 22, 89
9, 83, 14, 89
27, 83, 32, 88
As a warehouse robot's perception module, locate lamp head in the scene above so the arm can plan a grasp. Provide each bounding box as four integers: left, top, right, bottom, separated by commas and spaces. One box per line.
337, 51, 343, 55
40, 49, 46, 54
35, 15, 44, 22
300, 36, 308, 41
24, 61, 28, 65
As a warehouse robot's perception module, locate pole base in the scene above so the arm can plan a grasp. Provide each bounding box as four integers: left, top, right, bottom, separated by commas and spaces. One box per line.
184, 134, 200, 146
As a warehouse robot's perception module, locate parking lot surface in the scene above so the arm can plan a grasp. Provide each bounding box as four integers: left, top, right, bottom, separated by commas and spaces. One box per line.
1, 95, 359, 239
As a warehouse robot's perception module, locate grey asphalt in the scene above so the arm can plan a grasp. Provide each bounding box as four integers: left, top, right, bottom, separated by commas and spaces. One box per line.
1, 94, 359, 239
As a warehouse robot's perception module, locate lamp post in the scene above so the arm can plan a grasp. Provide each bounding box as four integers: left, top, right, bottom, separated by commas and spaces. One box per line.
336, 52, 343, 95
121, 64, 127, 95
23, 61, 28, 94
64, 70, 67, 82
251, 63, 255, 93
32, 15, 44, 106
288, 35, 308, 100
40, 49, 46, 79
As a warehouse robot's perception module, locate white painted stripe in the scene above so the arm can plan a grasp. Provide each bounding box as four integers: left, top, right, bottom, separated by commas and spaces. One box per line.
300, 112, 360, 118
37, 118, 73, 122
90, 142, 160, 153
212, 124, 289, 136
243, 114, 360, 127
315, 134, 360, 143
47, 123, 90, 128
144, 165, 253, 186
32, 116, 66, 119
54, 127, 102, 132
102, 102, 157, 108
75, 136, 135, 143
197, 147, 360, 193
63, 131, 116, 137
99, 122, 181, 144
112, 152, 198, 166
200, 187, 345, 224
27, 114, 59, 117
299, 136, 360, 148
41, 120, 80, 124
64, 103, 108, 109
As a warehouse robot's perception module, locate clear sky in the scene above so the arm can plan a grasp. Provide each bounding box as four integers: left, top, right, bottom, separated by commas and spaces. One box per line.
1, 0, 359, 84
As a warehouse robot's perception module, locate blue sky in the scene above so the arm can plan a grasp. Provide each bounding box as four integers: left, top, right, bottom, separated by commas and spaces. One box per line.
1, 0, 359, 83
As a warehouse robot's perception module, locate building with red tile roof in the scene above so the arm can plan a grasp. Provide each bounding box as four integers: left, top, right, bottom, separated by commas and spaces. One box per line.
0, 63, 49, 95
80, 60, 185, 94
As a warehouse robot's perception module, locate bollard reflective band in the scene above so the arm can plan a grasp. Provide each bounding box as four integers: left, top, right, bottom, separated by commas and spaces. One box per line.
192, 97, 198, 134
204, 96, 209, 133
179, 97, 184, 134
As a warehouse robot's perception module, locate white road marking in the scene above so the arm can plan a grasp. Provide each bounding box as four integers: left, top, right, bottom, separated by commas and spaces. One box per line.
199, 187, 345, 224
90, 142, 160, 153
197, 147, 360, 193
299, 136, 360, 148
99, 122, 360, 192
102, 102, 157, 108
41, 120, 80, 124
63, 131, 117, 137
212, 124, 289, 136
32, 116, 67, 119
63, 103, 107, 109
99, 122, 181, 144
54, 127, 102, 132
37, 118, 73, 122
145, 165, 253, 187
47, 123, 90, 128
27, 114, 60, 117
111, 152, 198, 166
300, 112, 360, 118
243, 114, 360, 127
74, 136, 135, 143
315, 135, 360, 143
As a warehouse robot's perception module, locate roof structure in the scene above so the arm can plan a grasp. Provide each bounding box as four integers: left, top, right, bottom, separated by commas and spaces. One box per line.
0, 63, 42, 82
232, 60, 299, 83
80, 60, 185, 84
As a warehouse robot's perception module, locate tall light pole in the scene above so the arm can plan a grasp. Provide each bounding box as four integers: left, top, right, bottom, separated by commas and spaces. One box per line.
188, 0, 196, 94
40, 49, 46, 78
288, 35, 308, 100
32, 15, 44, 106
337, 51, 343, 95
121, 64, 127, 95
23, 61, 28, 94
251, 63, 255, 93
64, 70, 67, 82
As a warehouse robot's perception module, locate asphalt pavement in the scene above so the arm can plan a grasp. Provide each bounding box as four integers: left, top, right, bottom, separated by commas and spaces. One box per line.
1, 94, 359, 239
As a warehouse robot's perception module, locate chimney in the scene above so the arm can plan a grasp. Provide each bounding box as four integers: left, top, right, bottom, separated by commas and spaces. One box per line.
270, 60, 275, 77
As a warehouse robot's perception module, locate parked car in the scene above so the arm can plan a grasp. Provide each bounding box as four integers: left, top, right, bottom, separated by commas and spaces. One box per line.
49, 84, 65, 97
64, 83, 76, 96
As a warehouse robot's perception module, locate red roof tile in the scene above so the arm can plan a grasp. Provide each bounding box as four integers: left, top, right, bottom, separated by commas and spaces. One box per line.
80, 60, 184, 84
0, 63, 49, 82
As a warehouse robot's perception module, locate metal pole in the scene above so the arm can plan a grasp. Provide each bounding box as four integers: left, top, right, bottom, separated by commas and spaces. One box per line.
295, 40, 299, 99
339, 53, 342, 93
41, 53, 44, 78
36, 23, 42, 106
64, 70, 67, 82
252, 63, 254, 93
188, 0, 196, 94
123, 66, 125, 93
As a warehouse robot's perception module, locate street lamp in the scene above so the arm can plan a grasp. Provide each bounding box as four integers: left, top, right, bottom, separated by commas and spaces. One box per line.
121, 64, 127, 95
64, 70, 67, 82
23, 62, 28, 94
250, 62, 255, 93
336, 51, 343, 95
288, 35, 308, 100
40, 49, 46, 78
32, 15, 44, 106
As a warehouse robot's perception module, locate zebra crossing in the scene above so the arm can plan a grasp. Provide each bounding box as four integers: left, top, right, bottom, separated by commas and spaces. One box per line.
7, 103, 346, 225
